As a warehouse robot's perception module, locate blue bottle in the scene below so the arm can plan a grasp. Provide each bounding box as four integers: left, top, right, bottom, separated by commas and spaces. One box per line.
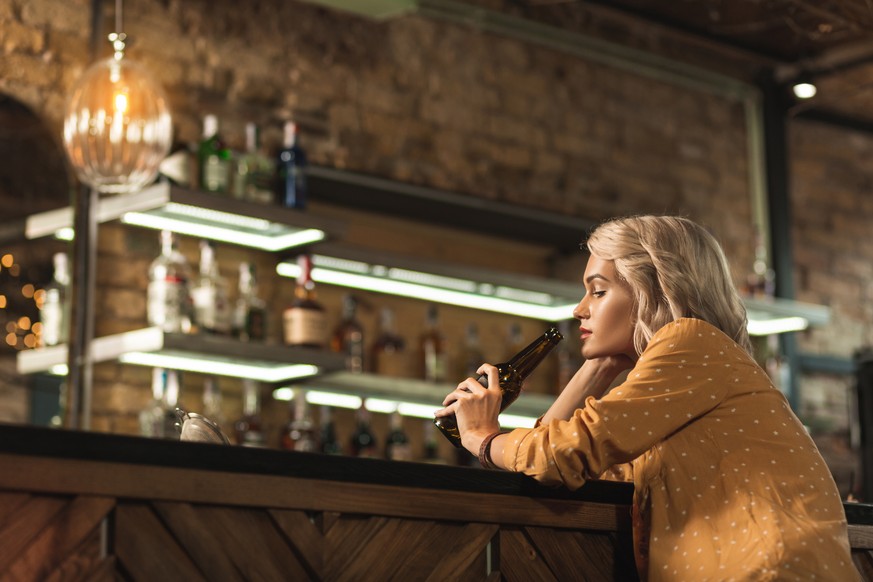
275, 121, 308, 209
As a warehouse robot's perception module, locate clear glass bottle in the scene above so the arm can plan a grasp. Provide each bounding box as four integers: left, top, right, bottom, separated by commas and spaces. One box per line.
350, 403, 378, 458
232, 122, 274, 204
331, 294, 364, 373
40, 252, 71, 347
275, 120, 308, 209
234, 379, 265, 447
232, 262, 267, 341
147, 230, 193, 333
419, 305, 447, 383
280, 389, 318, 452
434, 326, 564, 447
202, 376, 225, 429
139, 368, 181, 439
283, 254, 326, 347
198, 114, 231, 193
371, 307, 408, 377
190, 240, 231, 335
385, 411, 412, 461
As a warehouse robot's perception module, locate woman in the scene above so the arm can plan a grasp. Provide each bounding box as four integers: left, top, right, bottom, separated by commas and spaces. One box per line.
436, 215, 858, 581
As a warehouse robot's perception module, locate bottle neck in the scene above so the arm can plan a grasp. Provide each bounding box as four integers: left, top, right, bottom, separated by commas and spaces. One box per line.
507, 326, 563, 380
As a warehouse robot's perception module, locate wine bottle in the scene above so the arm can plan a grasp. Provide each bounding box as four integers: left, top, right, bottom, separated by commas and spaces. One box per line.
234, 379, 265, 447
40, 252, 70, 347
283, 254, 327, 347
275, 120, 308, 209
198, 114, 231, 193
384, 411, 412, 461
319, 406, 343, 455
280, 389, 318, 452
350, 404, 378, 458
232, 262, 267, 341
232, 122, 274, 203
331, 294, 364, 373
190, 240, 231, 334
434, 325, 563, 447
147, 230, 194, 333
370, 307, 408, 377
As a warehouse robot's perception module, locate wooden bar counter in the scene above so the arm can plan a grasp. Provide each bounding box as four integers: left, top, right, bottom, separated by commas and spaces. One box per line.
1, 423, 872, 581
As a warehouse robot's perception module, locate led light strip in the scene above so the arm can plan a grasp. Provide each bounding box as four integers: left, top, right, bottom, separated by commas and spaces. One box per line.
118, 352, 320, 382
746, 316, 809, 336
122, 212, 325, 251
277, 261, 577, 321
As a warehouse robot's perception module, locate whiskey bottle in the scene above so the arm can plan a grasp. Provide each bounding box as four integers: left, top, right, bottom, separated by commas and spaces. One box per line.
40, 252, 70, 347
190, 240, 231, 335
234, 379, 265, 447
420, 305, 447, 383
319, 406, 343, 455
371, 307, 409, 377
331, 294, 364, 373
275, 120, 308, 209
283, 254, 326, 347
147, 230, 193, 333
434, 325, 563, 447
384, 411, 412, 461
280, 389, 318, 452
198, 114, 231, 193
349, 404, 378, 458
232, 262, 267, 342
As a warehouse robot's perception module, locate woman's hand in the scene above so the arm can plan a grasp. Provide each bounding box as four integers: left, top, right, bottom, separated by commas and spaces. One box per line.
435, 363, 503, 453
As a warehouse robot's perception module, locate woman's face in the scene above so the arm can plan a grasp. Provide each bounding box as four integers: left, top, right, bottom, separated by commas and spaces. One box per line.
573, 255, 637, 360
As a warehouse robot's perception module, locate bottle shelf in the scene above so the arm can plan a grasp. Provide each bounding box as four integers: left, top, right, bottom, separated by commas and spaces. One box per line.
14, 181, 345, 252
17, 327, 347, 382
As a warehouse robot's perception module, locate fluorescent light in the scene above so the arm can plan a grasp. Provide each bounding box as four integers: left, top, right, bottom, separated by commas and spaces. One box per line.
277, 259, 577, 321
792, 82, 817, 99
122, 212, 325, 251
55, 228, 75, 241
118, 351, 319, 382
49, 364, 69, 376
498, 412, 538, 428
747, 316, 809, 336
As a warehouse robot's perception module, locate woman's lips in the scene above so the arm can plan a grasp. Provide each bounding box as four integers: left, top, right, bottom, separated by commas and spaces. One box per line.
580, 327, 592, 340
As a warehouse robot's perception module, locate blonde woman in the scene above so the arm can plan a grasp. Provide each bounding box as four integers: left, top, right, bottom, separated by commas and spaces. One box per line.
436, 216, 858, 581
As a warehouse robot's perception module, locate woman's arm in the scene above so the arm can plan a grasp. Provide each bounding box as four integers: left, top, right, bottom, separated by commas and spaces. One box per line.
542, 355, 634, 424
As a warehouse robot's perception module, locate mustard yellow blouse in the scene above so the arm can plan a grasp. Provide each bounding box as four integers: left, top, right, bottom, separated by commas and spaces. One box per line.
503, 318, 859, 581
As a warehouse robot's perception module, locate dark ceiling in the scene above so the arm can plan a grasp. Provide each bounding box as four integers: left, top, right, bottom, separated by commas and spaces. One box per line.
508, 0, 873, 128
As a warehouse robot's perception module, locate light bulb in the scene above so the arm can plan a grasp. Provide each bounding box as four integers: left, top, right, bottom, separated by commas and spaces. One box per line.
63, 46, 172, 194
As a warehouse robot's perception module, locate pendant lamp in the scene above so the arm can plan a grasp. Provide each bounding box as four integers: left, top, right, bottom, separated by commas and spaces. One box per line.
63, 1, 172, 194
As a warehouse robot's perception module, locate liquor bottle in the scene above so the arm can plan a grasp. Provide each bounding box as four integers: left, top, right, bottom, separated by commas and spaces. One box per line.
280, 390, 318, 452
420, 422, 447, 464
40, 252, 70, 347
234, 379, 265, 447
232, 262, 267, 342
349, 404, 378, 458
198, 114, 231, 193
283, 254, 326, 347
459, 322, 485, 379
331, 294, 364, 373
384, 411, 412, 461
139, 368, 181, 439
147, 230, 194, 333
319, 406, 343, 455
370, 307, 409, 377
232, 122, 274, 204
190, 240, 231, 335
275, 120, 308, 209
434, 326, 563, 447
419, 305, 447, 383
202, 377, 225, 428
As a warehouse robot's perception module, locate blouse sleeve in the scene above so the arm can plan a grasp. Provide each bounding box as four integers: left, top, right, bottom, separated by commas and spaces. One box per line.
502, 319, 733, 490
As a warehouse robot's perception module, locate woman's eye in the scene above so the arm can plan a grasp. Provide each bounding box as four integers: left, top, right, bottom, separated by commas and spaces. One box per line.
592, 290, 606, 298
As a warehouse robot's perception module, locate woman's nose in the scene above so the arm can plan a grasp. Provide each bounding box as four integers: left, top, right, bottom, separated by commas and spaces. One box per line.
573, 296, 588, 320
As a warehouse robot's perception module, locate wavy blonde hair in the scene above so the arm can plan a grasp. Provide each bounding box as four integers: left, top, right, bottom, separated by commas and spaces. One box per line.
585, 215, 752, 356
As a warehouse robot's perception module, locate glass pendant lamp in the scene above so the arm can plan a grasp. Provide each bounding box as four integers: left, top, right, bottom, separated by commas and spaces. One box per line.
62, 1, 172, 194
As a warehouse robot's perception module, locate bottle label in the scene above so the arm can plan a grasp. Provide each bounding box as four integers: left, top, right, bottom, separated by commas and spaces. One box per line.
283, 308, 326, 346
203, 155, 229, 192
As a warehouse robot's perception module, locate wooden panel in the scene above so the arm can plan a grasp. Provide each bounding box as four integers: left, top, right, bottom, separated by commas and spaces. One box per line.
0, 454, 628, 531
4, 495, 114, 582
525, 526, 638, 581
114, 503, 206, 581
0, 491, 30, 524
269, 509, 324, 579
424, 523, 498, 582
0, 495, 67, 573
853, 549, 873, 582
43, 526, 113, 582
500, 528, 558, 582
851, 524, 873, 550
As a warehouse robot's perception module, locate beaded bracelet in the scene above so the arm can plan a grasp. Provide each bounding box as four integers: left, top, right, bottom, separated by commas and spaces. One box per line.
478, 431, 506, 469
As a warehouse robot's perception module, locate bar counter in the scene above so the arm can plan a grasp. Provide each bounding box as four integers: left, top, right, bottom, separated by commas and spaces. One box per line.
0, 423, 871, 580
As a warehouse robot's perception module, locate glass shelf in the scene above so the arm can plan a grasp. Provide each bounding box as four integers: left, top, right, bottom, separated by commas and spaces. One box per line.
17, 327, 346, 382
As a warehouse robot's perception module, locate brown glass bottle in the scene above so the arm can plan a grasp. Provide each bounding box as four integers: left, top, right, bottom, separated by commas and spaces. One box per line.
434, 326, 563, 447
234, 379, 265, 447
419, 304, 447, 383
331, 294, 364, 373
283, 254, 326, 347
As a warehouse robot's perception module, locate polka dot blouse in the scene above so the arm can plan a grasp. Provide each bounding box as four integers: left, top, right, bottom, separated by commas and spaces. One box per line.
502, 318, 859, 581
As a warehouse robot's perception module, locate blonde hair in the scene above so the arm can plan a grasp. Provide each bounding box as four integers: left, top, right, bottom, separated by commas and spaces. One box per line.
586, 215, 752, 356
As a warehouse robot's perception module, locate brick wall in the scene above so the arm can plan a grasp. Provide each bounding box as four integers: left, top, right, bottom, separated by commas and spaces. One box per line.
1, 0, 864, 462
